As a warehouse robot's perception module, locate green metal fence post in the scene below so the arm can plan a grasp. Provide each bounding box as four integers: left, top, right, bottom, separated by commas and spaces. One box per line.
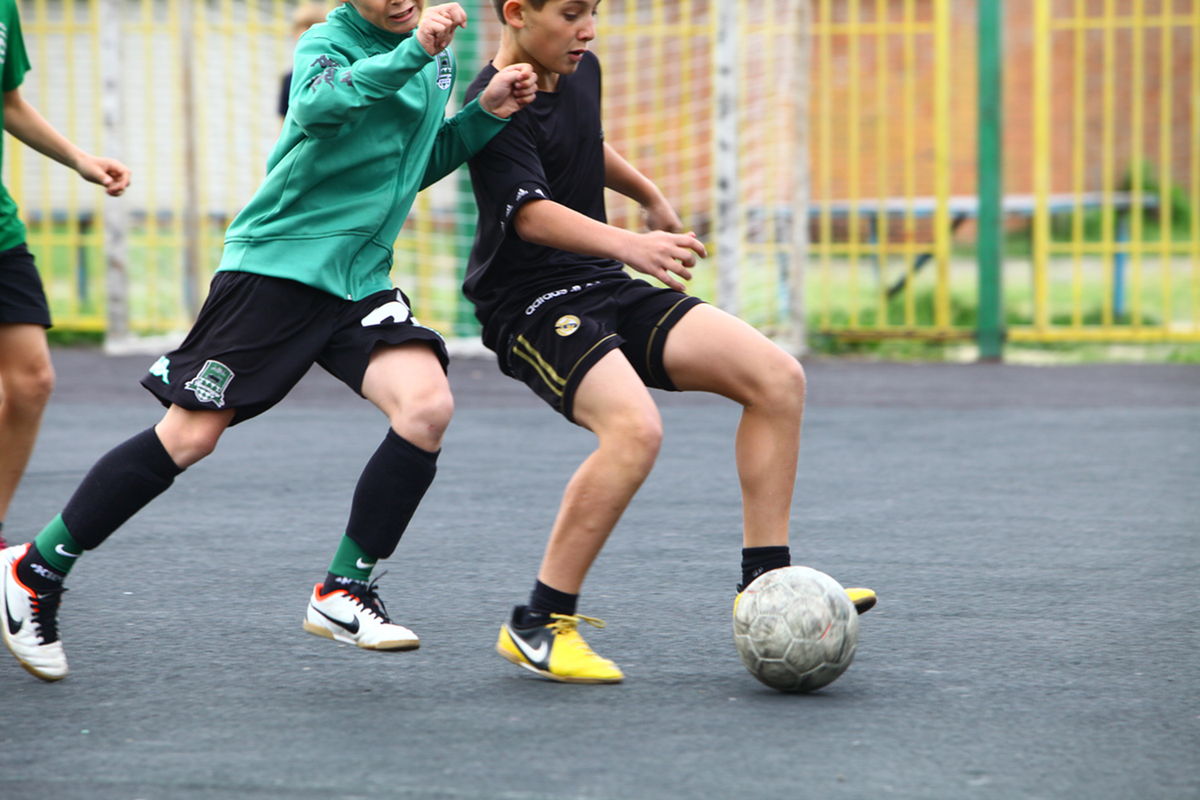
977, 0, 1005, 361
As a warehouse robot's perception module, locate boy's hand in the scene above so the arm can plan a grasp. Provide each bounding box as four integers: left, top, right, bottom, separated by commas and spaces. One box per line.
621, 230, 706, 292
417, 3, 467, 56
642, 199, 683, 234
76, 155, 131, 197
478, 63, 537, 119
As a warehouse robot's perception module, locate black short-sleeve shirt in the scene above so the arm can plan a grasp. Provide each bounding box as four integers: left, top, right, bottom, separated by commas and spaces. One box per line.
463, 52, 628, 348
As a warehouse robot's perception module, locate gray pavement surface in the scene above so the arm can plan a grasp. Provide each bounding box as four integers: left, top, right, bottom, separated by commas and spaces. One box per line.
2, 349, 1198, 800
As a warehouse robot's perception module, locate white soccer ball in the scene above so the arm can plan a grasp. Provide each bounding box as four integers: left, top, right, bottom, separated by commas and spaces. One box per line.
732, 566, 860, 692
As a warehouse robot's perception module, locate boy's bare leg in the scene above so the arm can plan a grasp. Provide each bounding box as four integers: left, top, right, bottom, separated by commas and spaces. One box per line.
154, 404, 236, 468
661, 303, 806, 549
360, 341, 454, 452
0, 323, 55, 522
536, 350, 663, 594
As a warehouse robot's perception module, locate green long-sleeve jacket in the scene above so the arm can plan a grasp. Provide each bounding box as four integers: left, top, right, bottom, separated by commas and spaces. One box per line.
217, 2, 507, 301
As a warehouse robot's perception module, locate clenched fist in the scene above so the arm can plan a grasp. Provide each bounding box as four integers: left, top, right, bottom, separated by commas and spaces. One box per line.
417, 3, 467, 56
478, 63, 537, 119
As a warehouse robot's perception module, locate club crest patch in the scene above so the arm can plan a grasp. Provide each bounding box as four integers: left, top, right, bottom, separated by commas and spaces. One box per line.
555, 315, 581, 337
184, 360, 234, 408
435, 52, 452, 90
149, 355, 171, 385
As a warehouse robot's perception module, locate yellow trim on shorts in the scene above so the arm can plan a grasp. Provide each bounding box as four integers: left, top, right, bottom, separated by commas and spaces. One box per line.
644, 297, 694, 382
564, 333, 619, 388
513, 335, 566, 398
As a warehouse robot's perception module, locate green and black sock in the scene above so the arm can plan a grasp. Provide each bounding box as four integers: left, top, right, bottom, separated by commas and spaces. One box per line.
14, 516, 82, 594
324, 534, 376, 590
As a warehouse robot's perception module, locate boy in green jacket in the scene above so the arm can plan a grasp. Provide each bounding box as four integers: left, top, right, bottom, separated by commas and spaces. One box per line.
1, 0, 534, 682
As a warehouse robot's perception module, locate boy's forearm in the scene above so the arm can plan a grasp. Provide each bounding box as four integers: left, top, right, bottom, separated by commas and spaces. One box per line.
514, 199, 633, 264
2, 91, 85, 172
603, 143, 664, 208
420, 99, 508, 190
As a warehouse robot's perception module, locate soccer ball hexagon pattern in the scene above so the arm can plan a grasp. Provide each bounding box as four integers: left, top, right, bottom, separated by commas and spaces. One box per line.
732, 566, 860, 692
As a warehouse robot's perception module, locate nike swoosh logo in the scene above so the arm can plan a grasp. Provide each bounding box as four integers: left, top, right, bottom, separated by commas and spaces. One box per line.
55, 545, 80, 559
312, 605, 360, 634
3, 569, 22, 636
355, 558, 377, 570
509, 627, 549, 664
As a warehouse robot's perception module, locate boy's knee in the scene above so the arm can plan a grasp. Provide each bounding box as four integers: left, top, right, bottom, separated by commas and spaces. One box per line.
1, 359, 55, 411
602, 407, 663, 470
416, 385, 455, 435
755, 354, 805, 414
155, 409, 232, 468
391, 383, 454, 450
167, 426, 223, 466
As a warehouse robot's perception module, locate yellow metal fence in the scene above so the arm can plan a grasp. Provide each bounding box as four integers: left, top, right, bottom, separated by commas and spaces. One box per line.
10, 0, 1199, 348
1025, 0, 1200, 342
811, 0, 1200, 345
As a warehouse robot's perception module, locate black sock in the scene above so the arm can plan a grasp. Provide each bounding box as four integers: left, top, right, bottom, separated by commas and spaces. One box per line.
740, 546, 791, 591
520, 579, 578, 626
61, 427, 184, 550
321, 572, 368, 595
344, 429, 438, 560
16, 544, 67, 595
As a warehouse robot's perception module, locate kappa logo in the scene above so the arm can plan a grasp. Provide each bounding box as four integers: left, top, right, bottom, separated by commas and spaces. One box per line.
435, 52, 453, 90
149, 355, 171, 385
184, 360, 235, 408
555, 315, 581, 337
361, 290, 412, 327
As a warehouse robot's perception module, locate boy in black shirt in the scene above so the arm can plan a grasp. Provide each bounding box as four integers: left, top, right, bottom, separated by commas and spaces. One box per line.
465, 0, 875, 684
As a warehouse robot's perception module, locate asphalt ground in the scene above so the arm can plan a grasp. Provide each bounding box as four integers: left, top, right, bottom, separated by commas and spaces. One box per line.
1, 348, 1198, 800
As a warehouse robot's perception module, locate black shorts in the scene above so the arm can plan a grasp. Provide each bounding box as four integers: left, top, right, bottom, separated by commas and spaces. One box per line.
0, 243, 51, 328
495, 277, 703, 422
140, 271, 449, 425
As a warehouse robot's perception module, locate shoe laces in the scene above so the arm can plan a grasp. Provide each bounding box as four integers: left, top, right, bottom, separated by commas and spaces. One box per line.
30, 586, 67, 643
345, 574, 392, 623
547, 613, 605, 635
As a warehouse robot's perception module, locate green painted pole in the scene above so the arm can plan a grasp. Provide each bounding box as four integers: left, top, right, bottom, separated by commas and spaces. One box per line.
977, 0, 1005, 361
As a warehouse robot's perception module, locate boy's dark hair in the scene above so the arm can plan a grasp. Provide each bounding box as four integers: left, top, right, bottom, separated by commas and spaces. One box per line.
493, 0, 549, 23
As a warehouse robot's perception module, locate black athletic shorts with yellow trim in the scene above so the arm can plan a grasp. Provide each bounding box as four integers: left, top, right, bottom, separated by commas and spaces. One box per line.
496, 277, 703, 422
0, 243, 52, 328
140, 271, 449, 425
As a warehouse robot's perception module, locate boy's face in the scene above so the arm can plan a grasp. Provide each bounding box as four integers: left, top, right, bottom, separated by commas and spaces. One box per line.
507, 0, 598, 76
353, 0, 423, 35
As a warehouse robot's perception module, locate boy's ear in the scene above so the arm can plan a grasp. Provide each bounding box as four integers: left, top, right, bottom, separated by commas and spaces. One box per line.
502, 0, 526, 28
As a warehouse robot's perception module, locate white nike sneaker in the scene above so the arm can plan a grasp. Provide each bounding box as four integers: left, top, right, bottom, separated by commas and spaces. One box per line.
2, 543, 69, 681
302, 576, 419, 651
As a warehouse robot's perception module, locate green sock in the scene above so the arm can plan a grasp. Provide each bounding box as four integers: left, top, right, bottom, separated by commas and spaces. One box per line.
33, 514, 84, 575
327, 535, 376, 583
